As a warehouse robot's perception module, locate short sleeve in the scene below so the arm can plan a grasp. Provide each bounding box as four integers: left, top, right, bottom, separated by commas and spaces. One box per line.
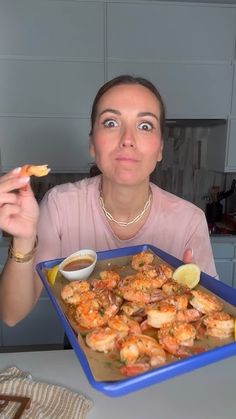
185, 211, 218, 278
34, 189, 61, 265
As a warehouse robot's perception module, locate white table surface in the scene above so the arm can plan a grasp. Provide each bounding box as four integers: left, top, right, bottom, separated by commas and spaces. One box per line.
0, 349, 235, 419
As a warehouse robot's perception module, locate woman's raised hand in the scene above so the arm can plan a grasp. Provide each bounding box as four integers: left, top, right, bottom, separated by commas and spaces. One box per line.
0, 168, 39, 239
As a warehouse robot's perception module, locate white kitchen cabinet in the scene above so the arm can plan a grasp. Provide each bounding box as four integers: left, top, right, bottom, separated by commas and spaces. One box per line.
207, 36, 236, 173
0, 0, 105, 173
230, 63, 236, 117
2, 299, 64, 348
107, 3, 235, 62
107, 2, 235, 119
0, 237, 9, 270
0, 238, 64, 349
211, 236, 236, 288
218, 59, 236, 171
0, 116, 94, 173
0, 0, 236, 171
207, 118, 236, 172
224, 119, 236, 171
108, 62, 232, 119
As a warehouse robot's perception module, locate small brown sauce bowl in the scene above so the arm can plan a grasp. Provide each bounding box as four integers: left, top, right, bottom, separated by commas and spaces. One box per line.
59, 249, 97, 281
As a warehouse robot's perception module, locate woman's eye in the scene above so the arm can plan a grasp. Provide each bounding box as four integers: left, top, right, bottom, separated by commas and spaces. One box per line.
103, 119, 118, 128
139, 122, 153, 131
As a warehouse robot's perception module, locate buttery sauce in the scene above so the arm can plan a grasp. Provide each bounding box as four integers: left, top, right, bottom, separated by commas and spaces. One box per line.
63, 257, 93, 271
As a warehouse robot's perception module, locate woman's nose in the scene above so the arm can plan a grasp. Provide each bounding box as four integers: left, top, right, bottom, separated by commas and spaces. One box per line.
119, 127, 136, 148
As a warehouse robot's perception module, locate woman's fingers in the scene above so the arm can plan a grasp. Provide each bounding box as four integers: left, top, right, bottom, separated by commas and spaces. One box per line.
0, 192, 19, 206
0, 167, 31, 191
0, 168, 39, 239
0, 167, 21, 183
0, 203, 21, 231
0, 175, 30, 193
0, 203, 21, 218
182, 248, 194, 264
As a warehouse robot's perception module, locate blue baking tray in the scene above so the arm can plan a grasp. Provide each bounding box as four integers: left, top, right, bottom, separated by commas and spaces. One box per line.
36, 244, 236, 397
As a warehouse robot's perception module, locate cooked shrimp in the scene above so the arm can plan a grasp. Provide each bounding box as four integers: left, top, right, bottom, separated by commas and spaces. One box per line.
141, 265, 158, 275
203, 311, 234, 339
75, 292, 119, 329
131, 251, 154, 270
108, 314, 142, 336
136, 270, 168, 288
190, 290, 224, 314
138, 263, 172, 286
162, 279, 191, 297
158, 321, 196, 357
20, 164, 50, 177
164, 294, 189, 311
91, 270, 120, 290
120, 301, 146, 317
146, 302, 176, 328
176, 308, 202, 323
61, 280, 92, 305
120, 363, 150, 377
158, 263, 174, 279
118, 274, 166, 304
136, 265, 167, 288
95, 288, 123, 310
85, 327, 119, 353
120, 334, 166, 373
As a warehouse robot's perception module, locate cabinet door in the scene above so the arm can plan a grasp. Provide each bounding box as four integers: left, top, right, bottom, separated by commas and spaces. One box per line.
214, 260, 233, 287
230, 65, 236, 117
233, 262, 236, 289
0, 116, 95, 173
211, 242, 234, 259
225, 119, 236, 171
107, 3, 234, 118
0, 1, 105, 173
107, 3, 235, 61
2, 299, 64, 346
211, 241, 234, 286
107, 62, 232, 118
0, 241, 9, 270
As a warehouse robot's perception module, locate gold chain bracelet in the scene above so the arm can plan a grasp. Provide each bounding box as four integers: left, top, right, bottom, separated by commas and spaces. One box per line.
8, 236, 38, 263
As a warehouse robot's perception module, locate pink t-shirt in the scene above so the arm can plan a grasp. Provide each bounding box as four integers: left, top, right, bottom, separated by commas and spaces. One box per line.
35, 175, 217, 277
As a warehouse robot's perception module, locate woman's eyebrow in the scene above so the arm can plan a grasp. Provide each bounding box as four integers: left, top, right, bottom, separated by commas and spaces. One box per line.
98, 108, 121, 118
138, 112, 159, 121
98, 109, 159, 121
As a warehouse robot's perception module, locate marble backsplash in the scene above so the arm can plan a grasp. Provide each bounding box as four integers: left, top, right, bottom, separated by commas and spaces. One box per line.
31, 125, 236, 214
151, 125, 236, 213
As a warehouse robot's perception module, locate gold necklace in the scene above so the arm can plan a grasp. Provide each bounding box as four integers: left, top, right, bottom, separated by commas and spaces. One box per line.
99, 190, 152, 227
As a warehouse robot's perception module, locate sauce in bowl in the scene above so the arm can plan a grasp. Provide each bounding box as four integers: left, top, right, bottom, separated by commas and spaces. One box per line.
63, 257, 94, 272
59, 249, 97, 281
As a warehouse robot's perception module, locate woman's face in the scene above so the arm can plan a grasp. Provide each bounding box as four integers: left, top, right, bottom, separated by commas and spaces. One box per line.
89, 83, 163, 186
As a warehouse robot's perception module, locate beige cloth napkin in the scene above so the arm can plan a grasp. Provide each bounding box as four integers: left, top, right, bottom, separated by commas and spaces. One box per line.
0, 366, 93, 418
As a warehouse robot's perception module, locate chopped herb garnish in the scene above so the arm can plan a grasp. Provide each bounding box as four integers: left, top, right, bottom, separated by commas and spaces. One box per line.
99, 308, 105, 316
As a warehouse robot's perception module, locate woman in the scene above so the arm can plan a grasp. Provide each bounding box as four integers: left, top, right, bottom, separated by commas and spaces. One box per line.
0, 75, 217, 326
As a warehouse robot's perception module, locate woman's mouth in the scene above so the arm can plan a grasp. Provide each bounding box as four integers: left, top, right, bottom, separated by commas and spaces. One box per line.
115, 156, 139, 162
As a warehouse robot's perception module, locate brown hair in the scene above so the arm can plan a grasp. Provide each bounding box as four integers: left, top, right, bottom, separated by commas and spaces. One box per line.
89, 74, 166, 137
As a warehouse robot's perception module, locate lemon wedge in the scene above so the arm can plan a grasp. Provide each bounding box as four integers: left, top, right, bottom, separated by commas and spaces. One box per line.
172, 263, 201, 289
46, 264, 59, 286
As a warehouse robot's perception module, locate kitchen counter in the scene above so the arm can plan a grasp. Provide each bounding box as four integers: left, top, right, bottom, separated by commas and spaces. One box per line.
0, 350, 235, 419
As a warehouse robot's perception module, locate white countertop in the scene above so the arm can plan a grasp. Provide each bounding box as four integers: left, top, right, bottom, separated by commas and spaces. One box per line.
0, 349, 235, 419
